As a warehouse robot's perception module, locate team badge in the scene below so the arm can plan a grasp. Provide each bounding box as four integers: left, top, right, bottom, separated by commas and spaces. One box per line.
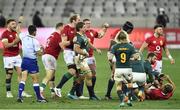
90, 32, 93, 37
160, 40, 163, 45
153, 41, 156, 44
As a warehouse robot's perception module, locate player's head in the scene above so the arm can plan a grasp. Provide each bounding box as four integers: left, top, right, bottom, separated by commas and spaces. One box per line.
154, 24, 164, 36
116, 31, 127, 43
56, 22, 64, 32
122, 21, 134, 34
76, 22, 85, 33
83, 18, 91, 29
147, 52, 157, 64
70, 14, 81, 25
28, 25, 37, 36
6, 19, 17, 31
162, 83, 173, 94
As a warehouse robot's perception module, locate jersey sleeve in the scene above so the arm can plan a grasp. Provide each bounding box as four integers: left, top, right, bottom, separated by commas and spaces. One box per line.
61, 26, 68, 37
19, 33, 25, 40
1, 32, 8, 42
145, 37, 151, 44
110, 45, 116, 55
92, 30, 98, 38
34, 39, 41, 52
163, 37, 167, 48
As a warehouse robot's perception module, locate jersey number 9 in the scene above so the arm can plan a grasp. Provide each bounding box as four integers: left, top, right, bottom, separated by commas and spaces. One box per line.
120, 53, 126, 63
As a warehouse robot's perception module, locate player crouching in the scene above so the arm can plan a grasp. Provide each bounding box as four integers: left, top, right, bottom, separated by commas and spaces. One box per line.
17, 25, 47, 103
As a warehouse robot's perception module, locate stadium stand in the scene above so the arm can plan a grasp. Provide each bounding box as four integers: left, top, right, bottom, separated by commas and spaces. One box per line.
0, 0, 179, 27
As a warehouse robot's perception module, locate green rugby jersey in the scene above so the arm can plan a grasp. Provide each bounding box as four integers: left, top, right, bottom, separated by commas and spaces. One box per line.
74, 32, 89, 52
111, 43, 136, 68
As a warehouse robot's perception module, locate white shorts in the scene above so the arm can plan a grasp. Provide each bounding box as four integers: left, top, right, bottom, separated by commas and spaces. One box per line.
114, 68, 132, 82
153, 60, 162, 73
63, 49, 75, 66
86, 56, 96, 65
132, 72, 146, 83
74, 54, 89, 69
3, 55, 22, 68
42, 54, 57, 70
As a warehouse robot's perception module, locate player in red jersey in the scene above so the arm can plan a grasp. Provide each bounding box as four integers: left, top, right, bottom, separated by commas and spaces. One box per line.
1, 18, 31, 98
68, 19, 109, 99
40, 23, 64, 98
140, 24, 175, 73
145, 74, 175, 100
54, 14, 81, 97
105, 21, 134, 100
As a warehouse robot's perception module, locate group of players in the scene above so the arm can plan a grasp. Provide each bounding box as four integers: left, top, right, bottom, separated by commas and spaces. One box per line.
1, 14, 176, 107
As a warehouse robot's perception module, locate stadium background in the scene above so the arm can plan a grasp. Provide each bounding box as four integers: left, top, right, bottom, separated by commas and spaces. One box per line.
0, 0, 180, 109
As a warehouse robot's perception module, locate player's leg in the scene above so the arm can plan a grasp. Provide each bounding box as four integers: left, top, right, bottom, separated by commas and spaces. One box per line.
49, 75, 56, 98
17, 70, 28, 103
40, 54, 56, 95
14, 55, 32, 98
105, 61, 115, 100
88, 57, 97, 89
30, 73, 47, 103
3, 56, 14, 98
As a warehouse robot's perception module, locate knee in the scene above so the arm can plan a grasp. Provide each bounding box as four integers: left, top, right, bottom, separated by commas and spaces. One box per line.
5, 69, 13, 79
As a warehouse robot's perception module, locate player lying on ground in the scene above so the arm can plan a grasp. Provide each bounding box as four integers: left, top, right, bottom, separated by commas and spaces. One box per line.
145, 74, 175, 100
17, 25, 47, 103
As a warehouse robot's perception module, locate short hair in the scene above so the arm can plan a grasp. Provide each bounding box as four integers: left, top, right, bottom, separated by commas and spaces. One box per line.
76, 22, 84, 32
147, 52, 156, 58
56, 22, 63, 29
154, 24, 163, 30
69, 14, 79, 23
116, 31, 127, 41
28, 25, 37, 35
164, 84, 173, 94
83, 18, 90, 22
6, 19, 16, 25
122, 21, 134, 34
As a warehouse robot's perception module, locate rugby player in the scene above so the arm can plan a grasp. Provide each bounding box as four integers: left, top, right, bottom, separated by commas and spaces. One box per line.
73, 21, 100, 100
17, 25, 47, 103
40, 23, 64, 98
54, 14, 80, 97
140, 24, 175, 73
109, 31, 136, 107
105, 21, 134, 100
1, 18, 31, 98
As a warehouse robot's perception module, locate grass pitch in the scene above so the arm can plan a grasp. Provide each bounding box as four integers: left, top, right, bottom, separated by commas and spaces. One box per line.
0, 49, 179, 109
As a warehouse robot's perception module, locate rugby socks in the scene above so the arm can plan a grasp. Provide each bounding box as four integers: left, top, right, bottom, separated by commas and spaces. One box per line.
18, 81, 25, 98
87, 85, 95, 97
40, 83, 46, 91
117, 90, 124, 103
69, 81, 76, 95
56, 72, 73, 89
79, 80, 84, 96
33, 83, 42, 100
6, 78, 11, 92
92, 76, 96, 89
105, 79, 115, 97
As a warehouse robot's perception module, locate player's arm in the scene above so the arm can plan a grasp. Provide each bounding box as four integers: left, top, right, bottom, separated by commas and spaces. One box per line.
164, 75, 176, 92
34, 40, 44, 56
97, 22, 109, 38
139, 41, 148, 53
14, 16, 24, 44
164, 46, 175, 64
60, 35, 71, 49
1, 38, 17, 48
88, 41, 101, 54
74, 44, 89, 57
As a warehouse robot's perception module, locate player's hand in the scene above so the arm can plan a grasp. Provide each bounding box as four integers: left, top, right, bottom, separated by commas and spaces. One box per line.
83, 50, 89, 57
96, 49, 102, 55
18, 16, 25, 23
170, 58, 175, 64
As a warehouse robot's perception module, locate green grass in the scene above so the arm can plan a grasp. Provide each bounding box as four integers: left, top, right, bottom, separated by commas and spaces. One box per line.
0, 49, 180, 109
